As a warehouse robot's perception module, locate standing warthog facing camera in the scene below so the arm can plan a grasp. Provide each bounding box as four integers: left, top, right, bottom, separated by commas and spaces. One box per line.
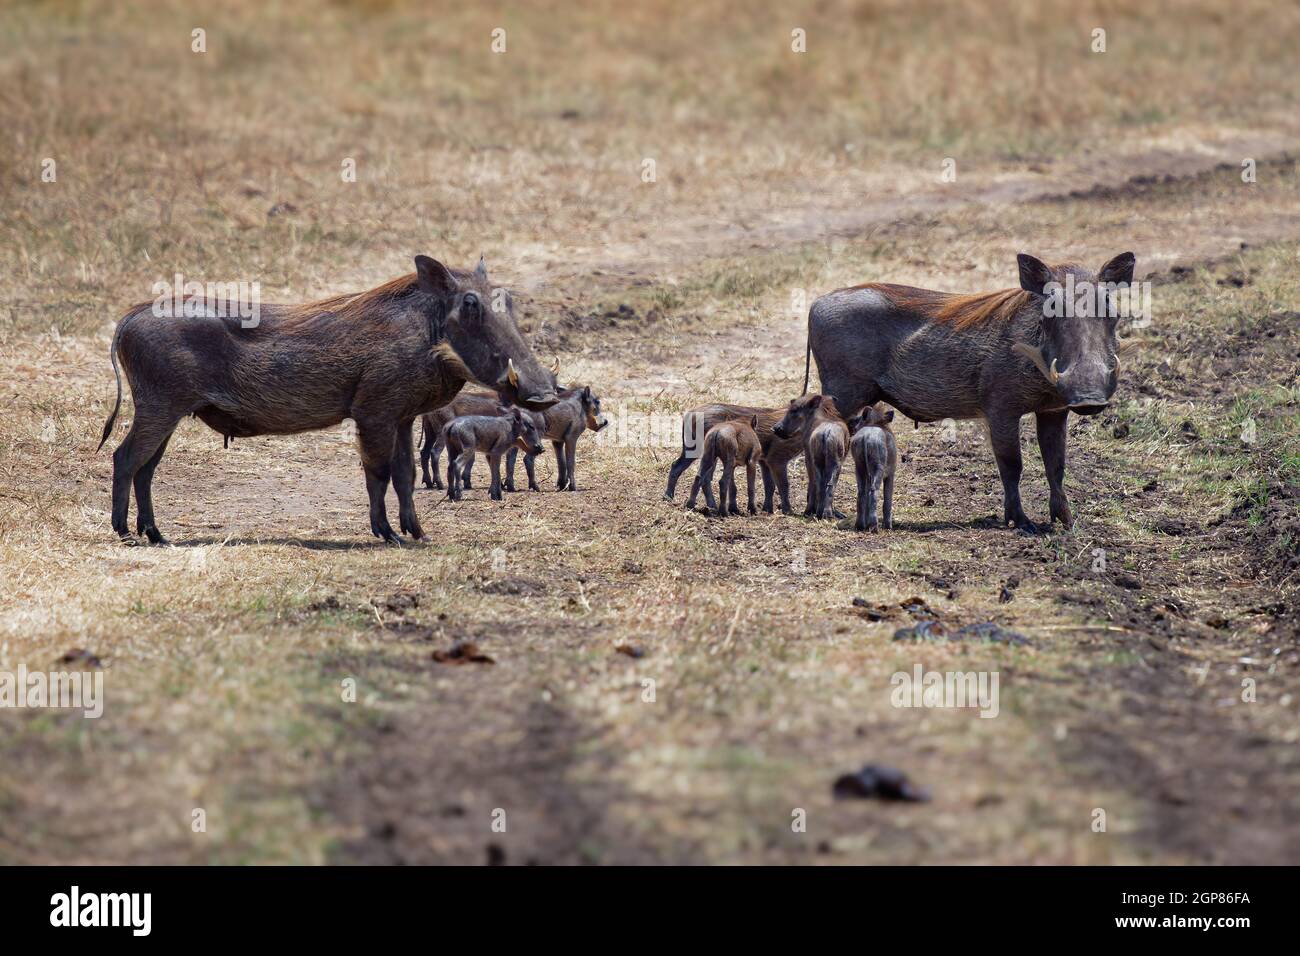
98, 255, 558, 544
803, 252, 1134, 531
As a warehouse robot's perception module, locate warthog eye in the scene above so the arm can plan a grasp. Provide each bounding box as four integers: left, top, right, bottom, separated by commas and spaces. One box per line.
462, 292, 480, 315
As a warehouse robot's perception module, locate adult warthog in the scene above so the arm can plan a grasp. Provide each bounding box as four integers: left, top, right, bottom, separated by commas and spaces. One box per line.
98, 255, 558, 544
803, 252, 1134, 532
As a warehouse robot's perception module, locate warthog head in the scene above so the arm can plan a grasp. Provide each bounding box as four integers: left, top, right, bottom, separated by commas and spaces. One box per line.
1012, 252, 1134, 416
773, 392, 832, 440
847, 404, 894, 433
504, 405, 546, 456
416, 255, 559, 410
579, 385, 609, 432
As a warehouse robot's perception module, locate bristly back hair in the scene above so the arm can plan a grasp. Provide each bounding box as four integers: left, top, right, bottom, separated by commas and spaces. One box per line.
283, 272, 421, 323
853, 282, 1033, 330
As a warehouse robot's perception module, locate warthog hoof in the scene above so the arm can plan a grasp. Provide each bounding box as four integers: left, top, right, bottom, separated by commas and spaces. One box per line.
142, 525, 169, 545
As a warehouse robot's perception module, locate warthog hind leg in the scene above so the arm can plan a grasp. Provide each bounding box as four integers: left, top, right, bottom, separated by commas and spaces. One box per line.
112, 410, 183, 543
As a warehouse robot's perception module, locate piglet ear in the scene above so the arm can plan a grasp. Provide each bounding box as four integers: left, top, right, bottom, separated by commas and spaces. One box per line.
1098, 251, 1136, 286
1017, 253, 1054, 295
811, 394, 824, 408
883, 409, 895, 423
415, 255, 457, 296
475, 255, 488, 282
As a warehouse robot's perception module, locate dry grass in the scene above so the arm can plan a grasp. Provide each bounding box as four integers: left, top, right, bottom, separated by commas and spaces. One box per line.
0, 0, 1298, 864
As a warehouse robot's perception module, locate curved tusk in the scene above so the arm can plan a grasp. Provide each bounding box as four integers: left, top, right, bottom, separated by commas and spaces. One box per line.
507, 358, 520, 387
1111, 351, 1120, 373
1012, 342, 1059, 387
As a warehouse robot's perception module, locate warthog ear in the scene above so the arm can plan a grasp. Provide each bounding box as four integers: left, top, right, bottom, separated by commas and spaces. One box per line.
1098, 251, 1136, 286
415, 256, 457, 296
1017, 254, 1054, 295
475, 255, 488, 282
582, 385, 592, 401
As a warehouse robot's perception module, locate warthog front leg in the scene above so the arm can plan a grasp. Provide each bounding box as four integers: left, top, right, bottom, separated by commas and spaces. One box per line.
987, 412, 1035, 533
1036, 409, 1073, 529
393, 419, 425, 540
664, 450, 696, 501
504, 446, 518, 492
357, 421, 401, 543
746, 459, 758, 515
488, 452, 504, 501
882, 472, 894, 530
763, 458, 793, 515
505, 447, 537, 492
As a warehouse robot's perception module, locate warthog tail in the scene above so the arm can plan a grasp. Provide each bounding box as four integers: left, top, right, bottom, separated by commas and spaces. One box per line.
97, 311, 133, 451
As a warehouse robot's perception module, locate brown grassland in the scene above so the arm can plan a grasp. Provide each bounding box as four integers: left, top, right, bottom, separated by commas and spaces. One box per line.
1, 0, 1298, 863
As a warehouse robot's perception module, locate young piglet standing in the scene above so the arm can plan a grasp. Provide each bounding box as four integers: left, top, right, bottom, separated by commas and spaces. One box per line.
848, 405, 898, 532
772, 394, 849, 520
444, 407, 545, 501
690, 416, 762, 517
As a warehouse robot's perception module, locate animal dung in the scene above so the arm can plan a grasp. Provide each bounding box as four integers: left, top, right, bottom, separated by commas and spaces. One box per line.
833, 764, 931, 802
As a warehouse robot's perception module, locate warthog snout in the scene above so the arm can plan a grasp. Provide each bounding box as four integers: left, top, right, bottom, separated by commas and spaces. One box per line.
1068, 401, 1109, 416
1056, 358, 1116, 417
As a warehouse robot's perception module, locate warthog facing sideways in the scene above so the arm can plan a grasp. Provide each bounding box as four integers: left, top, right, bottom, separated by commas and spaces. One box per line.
847, 404, 897, 532
664, 404, 805, 514
444, 407, 546, 502
99, 255, 558, 544
803, 252, 1134, 531
419, 389, 506, 491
